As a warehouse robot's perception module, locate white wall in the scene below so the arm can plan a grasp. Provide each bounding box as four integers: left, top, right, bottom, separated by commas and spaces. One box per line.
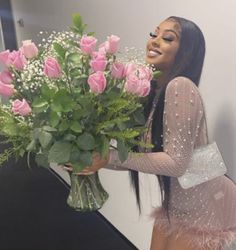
10, 0, 236, 249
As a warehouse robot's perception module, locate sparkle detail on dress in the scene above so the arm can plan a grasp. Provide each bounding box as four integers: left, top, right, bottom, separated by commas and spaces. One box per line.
108, 76, 236, 250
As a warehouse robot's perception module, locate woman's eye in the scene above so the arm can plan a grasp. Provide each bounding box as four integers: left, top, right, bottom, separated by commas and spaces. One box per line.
149, 32, 157, 38
163, 37, 174, 42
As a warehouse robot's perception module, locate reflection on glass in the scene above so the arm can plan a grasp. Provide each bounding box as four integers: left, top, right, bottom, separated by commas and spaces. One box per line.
0, 17, 5, 51
0, 17, 5, 72
0, 16, 5, 102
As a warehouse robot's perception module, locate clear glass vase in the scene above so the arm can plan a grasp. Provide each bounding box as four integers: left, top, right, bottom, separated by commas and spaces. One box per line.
67, 172, 109, 212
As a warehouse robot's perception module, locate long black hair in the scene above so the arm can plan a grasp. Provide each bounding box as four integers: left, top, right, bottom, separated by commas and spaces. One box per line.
130, 16, 206, 215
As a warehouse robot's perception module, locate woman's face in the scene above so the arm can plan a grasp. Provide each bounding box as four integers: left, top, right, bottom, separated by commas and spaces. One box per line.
146, 19, 181, 72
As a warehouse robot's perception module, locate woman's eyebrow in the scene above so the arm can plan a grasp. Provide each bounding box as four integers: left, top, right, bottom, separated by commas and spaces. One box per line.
156, 27, 179, 38
164, 29, 179, 38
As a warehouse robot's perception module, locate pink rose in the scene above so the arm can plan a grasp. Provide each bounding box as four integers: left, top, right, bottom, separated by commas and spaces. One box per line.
12, 99, 31, 116
98, 42, 109, 54
138, 66, 153, 81
124, 72, 150, 97
107, 35, 120, 54
90, 53, 108, 72
111, 62, 126, 79
0, 50, 27, 70
20, 40, 38, 59
10, 50, 27, 70
0, 70, 13, 84
0, 80, 14, 97
79, 35, 97, 55
136, 79, 151, 97
43, 57, 62, 78
87, 71, 107, 94
124, 73, 139, 95
124, 63, 138, 76
0, 50, 11, 66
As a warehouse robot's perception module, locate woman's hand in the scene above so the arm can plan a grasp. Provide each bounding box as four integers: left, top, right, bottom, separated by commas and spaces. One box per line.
63, 152, 109, 175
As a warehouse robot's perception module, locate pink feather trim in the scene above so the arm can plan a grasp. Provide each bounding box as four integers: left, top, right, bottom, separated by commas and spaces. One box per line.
151, 207, 236, 249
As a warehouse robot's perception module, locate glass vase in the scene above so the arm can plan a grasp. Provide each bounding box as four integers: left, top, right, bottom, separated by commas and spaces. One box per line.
67, 171, 109, 212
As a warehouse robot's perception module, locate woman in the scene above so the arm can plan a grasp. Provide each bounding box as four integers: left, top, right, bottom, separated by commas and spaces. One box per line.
78, 17, 236, 250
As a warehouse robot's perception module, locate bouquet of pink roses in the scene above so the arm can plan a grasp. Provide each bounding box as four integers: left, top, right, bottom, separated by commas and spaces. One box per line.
0, 14, 157, 211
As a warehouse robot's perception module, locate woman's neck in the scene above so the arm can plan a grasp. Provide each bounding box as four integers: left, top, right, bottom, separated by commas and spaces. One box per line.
155, 71, 170, 90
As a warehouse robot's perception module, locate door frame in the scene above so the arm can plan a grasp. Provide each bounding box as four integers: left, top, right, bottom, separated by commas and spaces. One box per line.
0, 0, 17, 50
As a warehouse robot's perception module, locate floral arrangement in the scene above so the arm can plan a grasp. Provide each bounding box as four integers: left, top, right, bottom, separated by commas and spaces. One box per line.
0, 14, 158, 211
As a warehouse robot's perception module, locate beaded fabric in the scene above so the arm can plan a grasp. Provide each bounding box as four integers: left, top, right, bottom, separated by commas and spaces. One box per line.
108, 76, 236, 249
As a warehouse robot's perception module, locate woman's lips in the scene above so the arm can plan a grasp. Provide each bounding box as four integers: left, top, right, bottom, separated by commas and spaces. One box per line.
147, 50, 161, 57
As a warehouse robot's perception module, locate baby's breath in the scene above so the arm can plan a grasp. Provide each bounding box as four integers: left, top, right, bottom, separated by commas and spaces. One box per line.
118, 46, 145, 64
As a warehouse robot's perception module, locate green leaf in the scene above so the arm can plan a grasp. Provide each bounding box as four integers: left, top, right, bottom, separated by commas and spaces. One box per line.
87, 31, 95, 36
72, 13, 83, 30
67, 53, 81, 64
107, 98, 130, 111
152, 70, 162, 80
43, 125, 57, 132
50, 111, 60, 127
77, 132, 95, 150
51, 102, 63, 112
33, 128, 41, 140
72, 76, 88, 88
63, 134, 76, 141
58, 120, 69, 131
78, 96, 92, 107
69, 149, 92, 171
32, 97, 48, 108
71, 162, 86, 172
117, 122, 127, 131
19, 148, 25, 157
69, 67, 82, 78
133, 111, 145, 125
32, 97, 49, 113
69, 148, 81, 163
104, 129, 140, 139
130, 139, 154, 149
2, 122, 18, 136
79, 151, 92, 166
101, 136, 109, 158
97, 117, 130, 131
26, 140, 36, 151
53, 42, 66, 59
35, 153, 49, 168
70, 121, 82, 133
72, 13, 87, 35
48, 141, 72, 163
38, 131, 52, 148
70, 26, 81, 34
71, 108, 88, 119
41, 85, 55, 101
52, 89, 76, 112
117, 140, 128, 162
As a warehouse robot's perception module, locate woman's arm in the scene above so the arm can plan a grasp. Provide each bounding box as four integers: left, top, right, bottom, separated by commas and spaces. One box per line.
108, 77, 204, 177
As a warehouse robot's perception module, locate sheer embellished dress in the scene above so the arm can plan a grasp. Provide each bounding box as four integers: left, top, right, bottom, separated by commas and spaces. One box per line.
108, 76, 236, 249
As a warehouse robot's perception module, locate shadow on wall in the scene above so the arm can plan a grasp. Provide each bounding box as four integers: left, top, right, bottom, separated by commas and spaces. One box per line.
212, 103, 236, 182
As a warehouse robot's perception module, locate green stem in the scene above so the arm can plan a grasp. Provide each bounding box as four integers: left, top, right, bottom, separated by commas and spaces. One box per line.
0, 108, 28, 126
78, 177, 85, 209
54, 79, 61, 91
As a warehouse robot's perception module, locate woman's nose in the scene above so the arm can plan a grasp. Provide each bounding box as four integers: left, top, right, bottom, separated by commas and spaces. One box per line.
151, 37, 161, 47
